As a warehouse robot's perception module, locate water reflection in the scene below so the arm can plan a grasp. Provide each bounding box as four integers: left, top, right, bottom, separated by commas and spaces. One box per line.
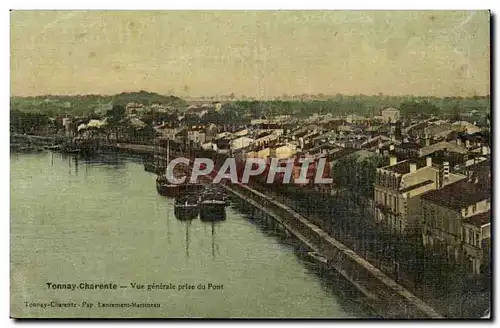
172, 209, 224, 261
185, 220, 191, 258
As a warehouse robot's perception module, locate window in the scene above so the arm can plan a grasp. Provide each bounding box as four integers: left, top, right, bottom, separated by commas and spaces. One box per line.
384, 193, 388, 206
464, 207, 469, 217
476, 233, 480, 247
470, 229, 475, 245
462, 228, 467, 241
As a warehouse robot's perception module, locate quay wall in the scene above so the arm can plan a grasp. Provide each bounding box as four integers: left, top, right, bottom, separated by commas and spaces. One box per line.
100, 143, 159, 155
224, 182, 444, 319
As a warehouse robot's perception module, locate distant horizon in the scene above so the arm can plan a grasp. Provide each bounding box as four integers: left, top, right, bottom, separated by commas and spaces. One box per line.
10, 90, 491, 100
11, 11, 490, 98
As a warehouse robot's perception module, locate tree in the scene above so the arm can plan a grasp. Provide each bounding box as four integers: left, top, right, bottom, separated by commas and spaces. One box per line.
451, 105, 462, 122
105, 104, 126, 141
106, 104, 126, 124
332, 153, 386, 199
395, 121, 402, 140
400, 100, 439, 119
182, 113, 201, 126
10, 111, 50, 134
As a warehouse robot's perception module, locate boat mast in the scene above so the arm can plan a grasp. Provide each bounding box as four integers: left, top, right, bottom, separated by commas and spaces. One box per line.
166, 138, 170, 164
165, 138, 169, 178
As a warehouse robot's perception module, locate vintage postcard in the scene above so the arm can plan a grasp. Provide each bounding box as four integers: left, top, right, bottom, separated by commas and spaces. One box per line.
10, 10, 491, 319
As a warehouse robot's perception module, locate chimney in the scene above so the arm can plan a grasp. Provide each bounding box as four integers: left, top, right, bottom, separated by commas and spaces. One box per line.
443, 161, 450, 181
389, 155, 397, 166
456, 138, 462, 146
425, 137, 430, 146
426, 156, 432, 167
436, 169, 443, 189
410, 161, 417, 174
465, 140, 470, 148
389, 144, 395, 151
482, 146, 488, 155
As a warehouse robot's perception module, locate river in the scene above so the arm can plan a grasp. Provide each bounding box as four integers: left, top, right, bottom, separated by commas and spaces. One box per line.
10, 151, 371, 318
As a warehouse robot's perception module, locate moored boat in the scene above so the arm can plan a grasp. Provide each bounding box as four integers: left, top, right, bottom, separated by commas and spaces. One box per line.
199, 186, 228, 221
307, 251, 328, 265
65, 149, 81, 154
44, 144, 62, 151
154, 138, 191, 196
10, 144, 44, 153
156, 174, 182, 197
60, 141, 81, 155
174, 194, 199, 220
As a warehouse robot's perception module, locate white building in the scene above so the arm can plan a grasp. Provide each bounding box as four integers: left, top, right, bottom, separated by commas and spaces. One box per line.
230, 136, 254, 150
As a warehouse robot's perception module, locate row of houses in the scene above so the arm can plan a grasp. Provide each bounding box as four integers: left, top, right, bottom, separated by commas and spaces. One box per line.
373, 137, 490, 275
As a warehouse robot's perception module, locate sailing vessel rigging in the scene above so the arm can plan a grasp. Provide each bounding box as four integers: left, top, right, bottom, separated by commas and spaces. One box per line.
156, 138, 183, 197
